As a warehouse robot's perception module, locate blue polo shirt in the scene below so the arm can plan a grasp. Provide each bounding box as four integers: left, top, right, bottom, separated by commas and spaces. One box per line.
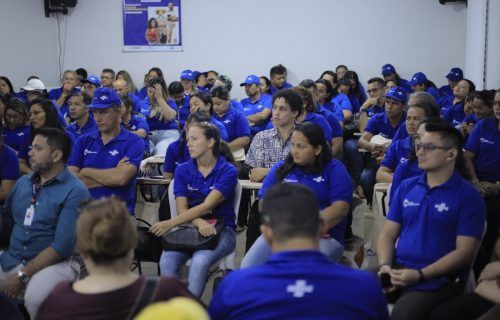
0, 144, 20, 205
365, 112, 406, 139
210, 117, 229, 142
463, 113, 478, 125
426, 86, 441, 102
390, 159, 421, 204
138, 97, 178, 131
392, 124, 409, 141
129, 93, 142, 113
348, 93, 361, 114
464, 118, 500, 182
163, 139, 190, 174
0, 169, 90, 271
439, 85, 453, 98
212, 107, 251, 143
302, 112, 333, 142
52, 101, 69, 127
319, 100, 344, 122
381, 136, 412, 171
259, 159, 352, 244
388, 172, 485, 291
122, 114, 149, 152
366, 105, 385, 118
174, 156, 237, 228
68, 129, 144, 213
398, 78, 412, 93
17, 128, 76, 161
332, 93, 352, 112
438, 96, 463, 116
231, 100, 244, 112
209, 250, 389, 320
269, 82, 293, 95
316, 105, 343, 139
196, 86, 209, 93
175, 95, 192, 127
66, 116, 98, 141
241, 94, 272, 135
137, 86, 148, 100
443, 103, 467, 129
2, 126, 30, 153
48, 87, 80, 118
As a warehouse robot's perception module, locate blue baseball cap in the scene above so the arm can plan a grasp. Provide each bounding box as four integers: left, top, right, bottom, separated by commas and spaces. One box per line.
382, 64, 396, 76
89, 87, 121, 109
192, 71, 201, 79
446, 67, 463, 81
240, 75, 260, 86
385, 86, 407, 104
180, 70, 194, 81
81, 75, 101, 87
409, 72, 428, 87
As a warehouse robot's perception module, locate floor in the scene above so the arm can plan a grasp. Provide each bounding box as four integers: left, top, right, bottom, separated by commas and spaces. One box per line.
136, 195, 370, 305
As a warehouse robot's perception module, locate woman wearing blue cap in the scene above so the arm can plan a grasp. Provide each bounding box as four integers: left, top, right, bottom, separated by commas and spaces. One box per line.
409, 72, 441, 102
438, 67, 463, 98
381, 64, 412, 93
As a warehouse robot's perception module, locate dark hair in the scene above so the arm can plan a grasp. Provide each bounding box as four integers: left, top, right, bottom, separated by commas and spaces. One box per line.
194, 72, 204, 83
71, 91, 92, 105
465, 91, 479, 103
261, 183, 320, 242
102, 68, 115, 78
368, 77, 385, 88
408, 92, 440, 118
190, 91, 213, 114
217, 75, 233, 92
116, 70, 138, 93
120, 95, 135, 113
299, 79, 317, 90
0, 76, 15, 97
206, 70, 219, 77
293, 87, 315, 113
270, 64, 287, 77
179, 111, 212, 156
211, 86, 230, 101
168, 81, 184, 96
77, 197, 138, 264
189, 121, 235, 165
337, 78, 351, 89
33, 127, 72, 162
259, 76, 271, 94
472, 90, 496, 107
5, 98, 29, 126
75, 68, 87, 80
461, 79, 476, 95
29, 99, 64, 131
147, 17, 158, 29
148, 77, 169, 99
148, 67, 166, 83
421, 118, 468, 178
272, 88, 304, 118
335, 65, 348, 73
315, 79, 334, 102
276, 122, 332, 181
320, 70, 337, 82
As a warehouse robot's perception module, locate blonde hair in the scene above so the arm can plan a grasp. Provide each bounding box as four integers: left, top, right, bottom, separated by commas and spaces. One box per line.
76, 197, 138, 264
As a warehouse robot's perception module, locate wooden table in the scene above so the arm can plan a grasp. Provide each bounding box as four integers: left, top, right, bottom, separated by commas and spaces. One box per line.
137, 177, 171, 186
239, 179, 263, 190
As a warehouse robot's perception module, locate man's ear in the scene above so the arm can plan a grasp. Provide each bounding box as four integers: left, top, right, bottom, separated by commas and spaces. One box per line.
261, 224, 273, 247
52, 149, 63, 163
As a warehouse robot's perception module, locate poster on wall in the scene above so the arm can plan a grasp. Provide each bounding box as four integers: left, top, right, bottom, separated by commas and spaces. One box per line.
123, 0, 182, 52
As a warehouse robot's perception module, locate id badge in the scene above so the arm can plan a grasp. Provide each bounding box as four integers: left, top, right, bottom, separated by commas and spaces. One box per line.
24, 205, 35, 226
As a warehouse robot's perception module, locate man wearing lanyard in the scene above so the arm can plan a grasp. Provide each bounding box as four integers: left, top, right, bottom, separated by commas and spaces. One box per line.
0, 128, 90, 318
68, 87, 144, 214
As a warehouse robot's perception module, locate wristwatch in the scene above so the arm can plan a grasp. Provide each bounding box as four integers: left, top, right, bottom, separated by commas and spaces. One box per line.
417, 269, 426, 283
17, 270, 30, 285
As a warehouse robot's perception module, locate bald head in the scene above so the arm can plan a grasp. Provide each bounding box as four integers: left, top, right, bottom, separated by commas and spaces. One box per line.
113, 79, 128, 98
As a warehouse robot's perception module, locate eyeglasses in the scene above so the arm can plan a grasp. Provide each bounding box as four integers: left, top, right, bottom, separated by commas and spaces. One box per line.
367, 88, 381, 94
100, 76, 113, 80
415, 143, 452, 152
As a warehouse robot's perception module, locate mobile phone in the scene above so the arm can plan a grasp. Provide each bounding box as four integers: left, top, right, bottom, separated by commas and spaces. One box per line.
380, 272, 392, 289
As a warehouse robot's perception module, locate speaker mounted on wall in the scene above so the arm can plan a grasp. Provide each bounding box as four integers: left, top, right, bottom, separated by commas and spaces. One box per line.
44, 0, 77, 17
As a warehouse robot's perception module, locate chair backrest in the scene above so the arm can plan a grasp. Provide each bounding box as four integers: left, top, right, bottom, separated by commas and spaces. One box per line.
168, 180, 242, 222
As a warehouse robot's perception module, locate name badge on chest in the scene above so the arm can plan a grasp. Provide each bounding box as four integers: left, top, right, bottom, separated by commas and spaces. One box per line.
24, 205, 35, 226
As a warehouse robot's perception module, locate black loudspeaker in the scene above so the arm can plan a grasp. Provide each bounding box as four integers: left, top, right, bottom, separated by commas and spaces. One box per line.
50, 0, 77, 7
439, 0, 467, 5
44, 0, 77, 17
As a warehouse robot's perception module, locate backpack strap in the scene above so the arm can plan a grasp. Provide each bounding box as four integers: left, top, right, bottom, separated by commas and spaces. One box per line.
127, 277, 159, 320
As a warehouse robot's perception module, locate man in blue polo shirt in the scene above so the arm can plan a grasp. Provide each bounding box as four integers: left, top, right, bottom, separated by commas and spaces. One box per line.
48, 70, 80, 118
0, 128, 90, 318
66, 91, 98, 140
439, 67, 463, 98
68, 87, 144, 214
240, 75, 272, 136
377, 121, 486, 320
113, 79, 141, 113
355, 86, 406, 204
358, 77, 386, 132
210, 183, 389, 320
81, 75, 101, 99
269, 64, 293, 94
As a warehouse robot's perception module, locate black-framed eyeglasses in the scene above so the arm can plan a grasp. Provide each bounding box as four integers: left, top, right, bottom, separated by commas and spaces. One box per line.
415, 143, 452, 152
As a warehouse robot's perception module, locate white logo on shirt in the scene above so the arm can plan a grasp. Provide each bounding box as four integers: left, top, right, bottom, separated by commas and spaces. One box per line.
313, 176, 325, 183
109, 150, 119, 156
435, 202, 449, 212
131, 125, 137, 130
403, 199, 420, 207
257, 104, 263, 109
223, 119, 231, 124
99, 95, 108, 101
84, 149, 97, 156
287, 280, 314, 298
187, 185, 199, 191
17, 132, 25, 136
209, 185, 214, 190
400, 157, 409, 164
480, 138, 494, 144
283, 178, 299, 183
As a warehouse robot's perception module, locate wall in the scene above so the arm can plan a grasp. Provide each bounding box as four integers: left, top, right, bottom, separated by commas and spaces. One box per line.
1, 0, 468, 98
465, 0, 487, 90
486, 0, 500, 89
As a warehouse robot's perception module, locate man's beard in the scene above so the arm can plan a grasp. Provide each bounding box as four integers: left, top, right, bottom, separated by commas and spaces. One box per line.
32, 159, 54, 175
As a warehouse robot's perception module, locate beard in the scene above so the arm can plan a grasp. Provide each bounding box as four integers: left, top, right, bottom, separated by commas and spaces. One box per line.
31, 158, 54, 175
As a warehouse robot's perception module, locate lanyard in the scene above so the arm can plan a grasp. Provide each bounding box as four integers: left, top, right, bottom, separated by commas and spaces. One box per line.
31, 183, 41, 206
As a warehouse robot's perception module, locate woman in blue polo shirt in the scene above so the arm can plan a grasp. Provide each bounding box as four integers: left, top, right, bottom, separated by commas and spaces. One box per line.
241, 122, 352, 268
0, 126, 19, 204
2, 98, 30, 153
345, 70, 367, 113
315, 79, 344, 124
211, 86, 251, 152
138, 77, 178, 156
150, 121, 237, 297
120, 96, 149, 156
188, 91, 228, 141
376, 99, 440, 183
460, 90, 495, 140
464, 89, 500, 273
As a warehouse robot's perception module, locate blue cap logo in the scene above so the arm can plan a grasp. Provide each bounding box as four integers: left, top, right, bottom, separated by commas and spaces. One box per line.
90, 87, 121, 109
240, 75, 260, 86
385, 86, 407, 104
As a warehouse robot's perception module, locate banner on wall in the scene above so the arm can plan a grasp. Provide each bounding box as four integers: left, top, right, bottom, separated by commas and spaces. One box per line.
123, 0, 182, 52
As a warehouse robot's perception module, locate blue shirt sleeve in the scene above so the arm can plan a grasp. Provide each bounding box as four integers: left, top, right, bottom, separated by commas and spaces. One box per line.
330, 116, 343, 139
464, 121, 481, 154
457, 187, 486, 239
173, 163, 189, 198
67, 136, 85, 168
258, 161, 281, 200
124, 135, 145, 168
327, 161, 353, 204
163, 141, 179, 174
381, 141, 398, 170
213, 164, 238, 200
0, 146, 20, 180
314, 115, 333, 142
364, 114, 380, 135
233, 111, 251, 139
386, 180, 408, 224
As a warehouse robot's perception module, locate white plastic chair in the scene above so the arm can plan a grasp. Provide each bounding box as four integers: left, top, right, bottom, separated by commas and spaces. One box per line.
167, 179, 242, 271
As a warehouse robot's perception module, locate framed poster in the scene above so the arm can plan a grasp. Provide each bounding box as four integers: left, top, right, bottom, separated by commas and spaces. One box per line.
123, 0, 182, 52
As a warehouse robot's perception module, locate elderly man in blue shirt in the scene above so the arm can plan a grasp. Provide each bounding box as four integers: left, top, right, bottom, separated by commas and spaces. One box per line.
0, 128, 90, 318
